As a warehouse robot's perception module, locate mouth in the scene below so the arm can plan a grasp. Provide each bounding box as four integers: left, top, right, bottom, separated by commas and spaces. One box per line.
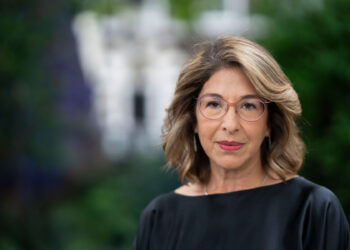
217, 141, 244, 151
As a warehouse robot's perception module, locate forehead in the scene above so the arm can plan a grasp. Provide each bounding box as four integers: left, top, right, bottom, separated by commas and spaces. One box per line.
199, 67, 257, 99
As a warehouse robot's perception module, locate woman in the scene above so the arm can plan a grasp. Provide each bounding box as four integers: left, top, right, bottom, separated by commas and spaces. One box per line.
133, 36, 350, 250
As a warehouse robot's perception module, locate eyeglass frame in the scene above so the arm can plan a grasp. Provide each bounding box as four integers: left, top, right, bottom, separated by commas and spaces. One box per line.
196, 94, 271, 122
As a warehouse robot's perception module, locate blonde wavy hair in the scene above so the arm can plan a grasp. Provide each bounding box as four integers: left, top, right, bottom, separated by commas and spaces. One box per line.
162, 36, 305, 184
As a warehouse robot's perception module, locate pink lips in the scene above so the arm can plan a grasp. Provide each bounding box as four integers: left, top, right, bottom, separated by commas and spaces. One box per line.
217, 141, 243, 151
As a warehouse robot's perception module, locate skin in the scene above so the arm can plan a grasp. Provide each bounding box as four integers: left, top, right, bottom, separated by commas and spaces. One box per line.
176, 67, 293, 196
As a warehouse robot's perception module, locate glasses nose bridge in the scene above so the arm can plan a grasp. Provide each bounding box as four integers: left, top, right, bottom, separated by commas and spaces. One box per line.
224, 100, 239, 117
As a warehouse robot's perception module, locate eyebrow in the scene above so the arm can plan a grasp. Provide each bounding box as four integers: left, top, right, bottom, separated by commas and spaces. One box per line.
201, 93, 261, 100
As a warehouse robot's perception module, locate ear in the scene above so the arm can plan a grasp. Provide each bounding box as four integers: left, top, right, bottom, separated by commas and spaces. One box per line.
194, 123, 198, 133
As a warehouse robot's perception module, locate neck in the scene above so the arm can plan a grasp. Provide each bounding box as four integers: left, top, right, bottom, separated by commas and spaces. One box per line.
205, 163, 267, 194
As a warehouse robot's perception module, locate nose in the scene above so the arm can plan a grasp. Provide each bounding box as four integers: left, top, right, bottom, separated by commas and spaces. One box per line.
221, 106, 240, 133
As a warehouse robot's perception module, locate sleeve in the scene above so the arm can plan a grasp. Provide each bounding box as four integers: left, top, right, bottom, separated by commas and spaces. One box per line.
132, 201, 157, 250
302, 186, 350, 250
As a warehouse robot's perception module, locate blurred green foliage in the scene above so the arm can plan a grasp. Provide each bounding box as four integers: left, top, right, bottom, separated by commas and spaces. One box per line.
0, 0, 61, 167
48, 156, 178, 250
169, 0, 220, 22
0, 153, 178, 249
254, 0, 350, 217
68, 0, 126, 15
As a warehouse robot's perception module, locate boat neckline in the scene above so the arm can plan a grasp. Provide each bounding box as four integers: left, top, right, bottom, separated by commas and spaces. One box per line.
172, 176, 302, 198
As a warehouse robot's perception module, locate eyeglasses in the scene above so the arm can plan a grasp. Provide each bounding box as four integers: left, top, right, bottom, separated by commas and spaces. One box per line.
197, 94, 270, 122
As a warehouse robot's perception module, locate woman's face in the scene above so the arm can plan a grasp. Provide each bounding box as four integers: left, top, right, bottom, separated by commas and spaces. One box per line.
195, 67, 270, 172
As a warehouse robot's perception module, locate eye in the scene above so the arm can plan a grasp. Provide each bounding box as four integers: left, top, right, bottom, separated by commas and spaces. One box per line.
206, 100, 221, 108
242, 102, 257, 110
239, 98, 262, 111
200, 95, 224, 110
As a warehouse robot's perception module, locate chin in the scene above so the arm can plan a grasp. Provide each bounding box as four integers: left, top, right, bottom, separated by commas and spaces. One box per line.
210, 158, 245, 170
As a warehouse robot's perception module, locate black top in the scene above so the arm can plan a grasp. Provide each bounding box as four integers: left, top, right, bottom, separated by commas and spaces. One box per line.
133, 177, 350, 250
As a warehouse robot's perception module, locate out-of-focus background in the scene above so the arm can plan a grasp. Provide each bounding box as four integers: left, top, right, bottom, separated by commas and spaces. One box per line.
1, 0, 349, 249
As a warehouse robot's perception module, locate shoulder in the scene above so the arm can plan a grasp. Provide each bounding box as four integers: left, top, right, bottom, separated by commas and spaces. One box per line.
296, 178, 350, 249
134, 192, 180, 249
294, 177, 348, 224
139, 191, 182, 219
140, 184, 204, 220
294, 176, 341, 204
142, 192, 175, 211
277, 176, 346, 217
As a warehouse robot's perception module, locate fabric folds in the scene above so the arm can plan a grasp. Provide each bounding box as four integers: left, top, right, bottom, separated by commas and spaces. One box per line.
133, 177, 350, 250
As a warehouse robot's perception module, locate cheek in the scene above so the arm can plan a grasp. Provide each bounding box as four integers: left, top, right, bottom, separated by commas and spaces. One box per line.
245, 121, 269, 143
196, 116, 218, 140
248, 128, 267, 143
241, 112, 268, 135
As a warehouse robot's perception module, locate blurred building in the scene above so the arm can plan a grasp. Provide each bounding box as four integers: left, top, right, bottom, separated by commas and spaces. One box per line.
72, 0, 265, 160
